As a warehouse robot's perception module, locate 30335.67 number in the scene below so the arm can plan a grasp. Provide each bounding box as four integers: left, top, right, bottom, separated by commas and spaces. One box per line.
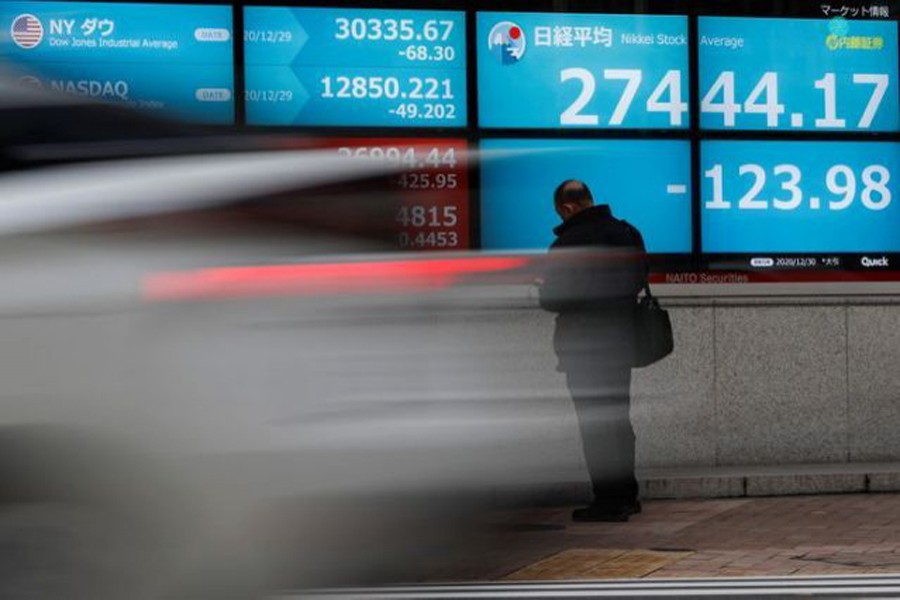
334, 17, 455, 42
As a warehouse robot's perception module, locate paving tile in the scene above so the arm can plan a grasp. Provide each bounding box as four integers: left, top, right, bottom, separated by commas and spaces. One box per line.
502, 549, 692, 581
424, 493, 900, 582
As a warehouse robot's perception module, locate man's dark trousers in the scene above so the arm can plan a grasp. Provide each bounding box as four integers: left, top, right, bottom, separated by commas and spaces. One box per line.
564, 365, 638, 506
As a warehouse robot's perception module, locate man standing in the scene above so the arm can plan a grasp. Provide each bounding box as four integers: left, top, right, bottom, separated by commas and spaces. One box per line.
538, 180, 648, 522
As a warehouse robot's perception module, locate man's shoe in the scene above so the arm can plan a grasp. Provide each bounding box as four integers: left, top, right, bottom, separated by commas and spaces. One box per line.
571, 504, 631, 522
627, 500, 642, 515
571, 499, 642, 523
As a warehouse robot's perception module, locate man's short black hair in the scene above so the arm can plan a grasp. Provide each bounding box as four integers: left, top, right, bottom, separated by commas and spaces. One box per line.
554, 180, 594, 210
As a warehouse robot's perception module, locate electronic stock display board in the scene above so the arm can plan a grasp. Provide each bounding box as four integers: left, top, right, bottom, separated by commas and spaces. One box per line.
476, 9, 693, 266
328, 139, 469, 250
475, 3, 900, 276
6, 0, 900, 277
244, 7, 467, 127
0, 1, 235, 123
476, 12, 690, 129
700, 17, 899, 132
697, 6, 900, 273
243, 6, 470, 248
702, 141, 900, 258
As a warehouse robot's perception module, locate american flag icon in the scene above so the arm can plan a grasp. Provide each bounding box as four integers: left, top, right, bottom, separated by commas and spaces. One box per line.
11, 14, 43, 49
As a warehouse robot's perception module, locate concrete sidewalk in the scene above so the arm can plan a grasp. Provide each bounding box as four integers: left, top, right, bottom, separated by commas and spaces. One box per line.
426, 493, 900, 582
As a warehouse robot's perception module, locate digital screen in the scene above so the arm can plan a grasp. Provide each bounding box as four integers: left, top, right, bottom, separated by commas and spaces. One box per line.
702, 141, 900, 258
0, 1, 234, 123
700, 17, 900, 131
476, 12, 689, 129
330, 139, 469, 250
245, 7, 467, 127
480, 139, 692, 253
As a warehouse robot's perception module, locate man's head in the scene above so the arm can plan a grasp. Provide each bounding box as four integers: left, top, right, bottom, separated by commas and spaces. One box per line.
554, 180, 594, 221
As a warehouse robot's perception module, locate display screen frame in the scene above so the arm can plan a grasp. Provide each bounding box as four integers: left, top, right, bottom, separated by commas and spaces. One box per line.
231, 0, 900, 278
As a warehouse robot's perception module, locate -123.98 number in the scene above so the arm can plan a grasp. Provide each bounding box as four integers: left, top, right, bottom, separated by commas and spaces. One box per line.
705, 163, 891, 211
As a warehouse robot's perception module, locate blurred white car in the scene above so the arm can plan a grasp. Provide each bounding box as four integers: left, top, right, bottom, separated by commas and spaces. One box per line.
0, 77, 571, 599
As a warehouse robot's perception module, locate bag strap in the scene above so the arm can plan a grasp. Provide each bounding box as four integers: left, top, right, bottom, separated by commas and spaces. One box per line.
621, 219, 652, 299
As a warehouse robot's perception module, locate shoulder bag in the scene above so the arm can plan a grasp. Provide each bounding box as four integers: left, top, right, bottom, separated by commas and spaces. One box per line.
634, 282, 674, 368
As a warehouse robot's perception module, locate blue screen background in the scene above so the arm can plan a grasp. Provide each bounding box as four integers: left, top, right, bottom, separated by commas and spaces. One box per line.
477, 12, 689, 129
702, 141, 900, 253
245, 7, 467, 127
480, 139, 692, 253
0, 1, 234, 123
699, 17, 900, 131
